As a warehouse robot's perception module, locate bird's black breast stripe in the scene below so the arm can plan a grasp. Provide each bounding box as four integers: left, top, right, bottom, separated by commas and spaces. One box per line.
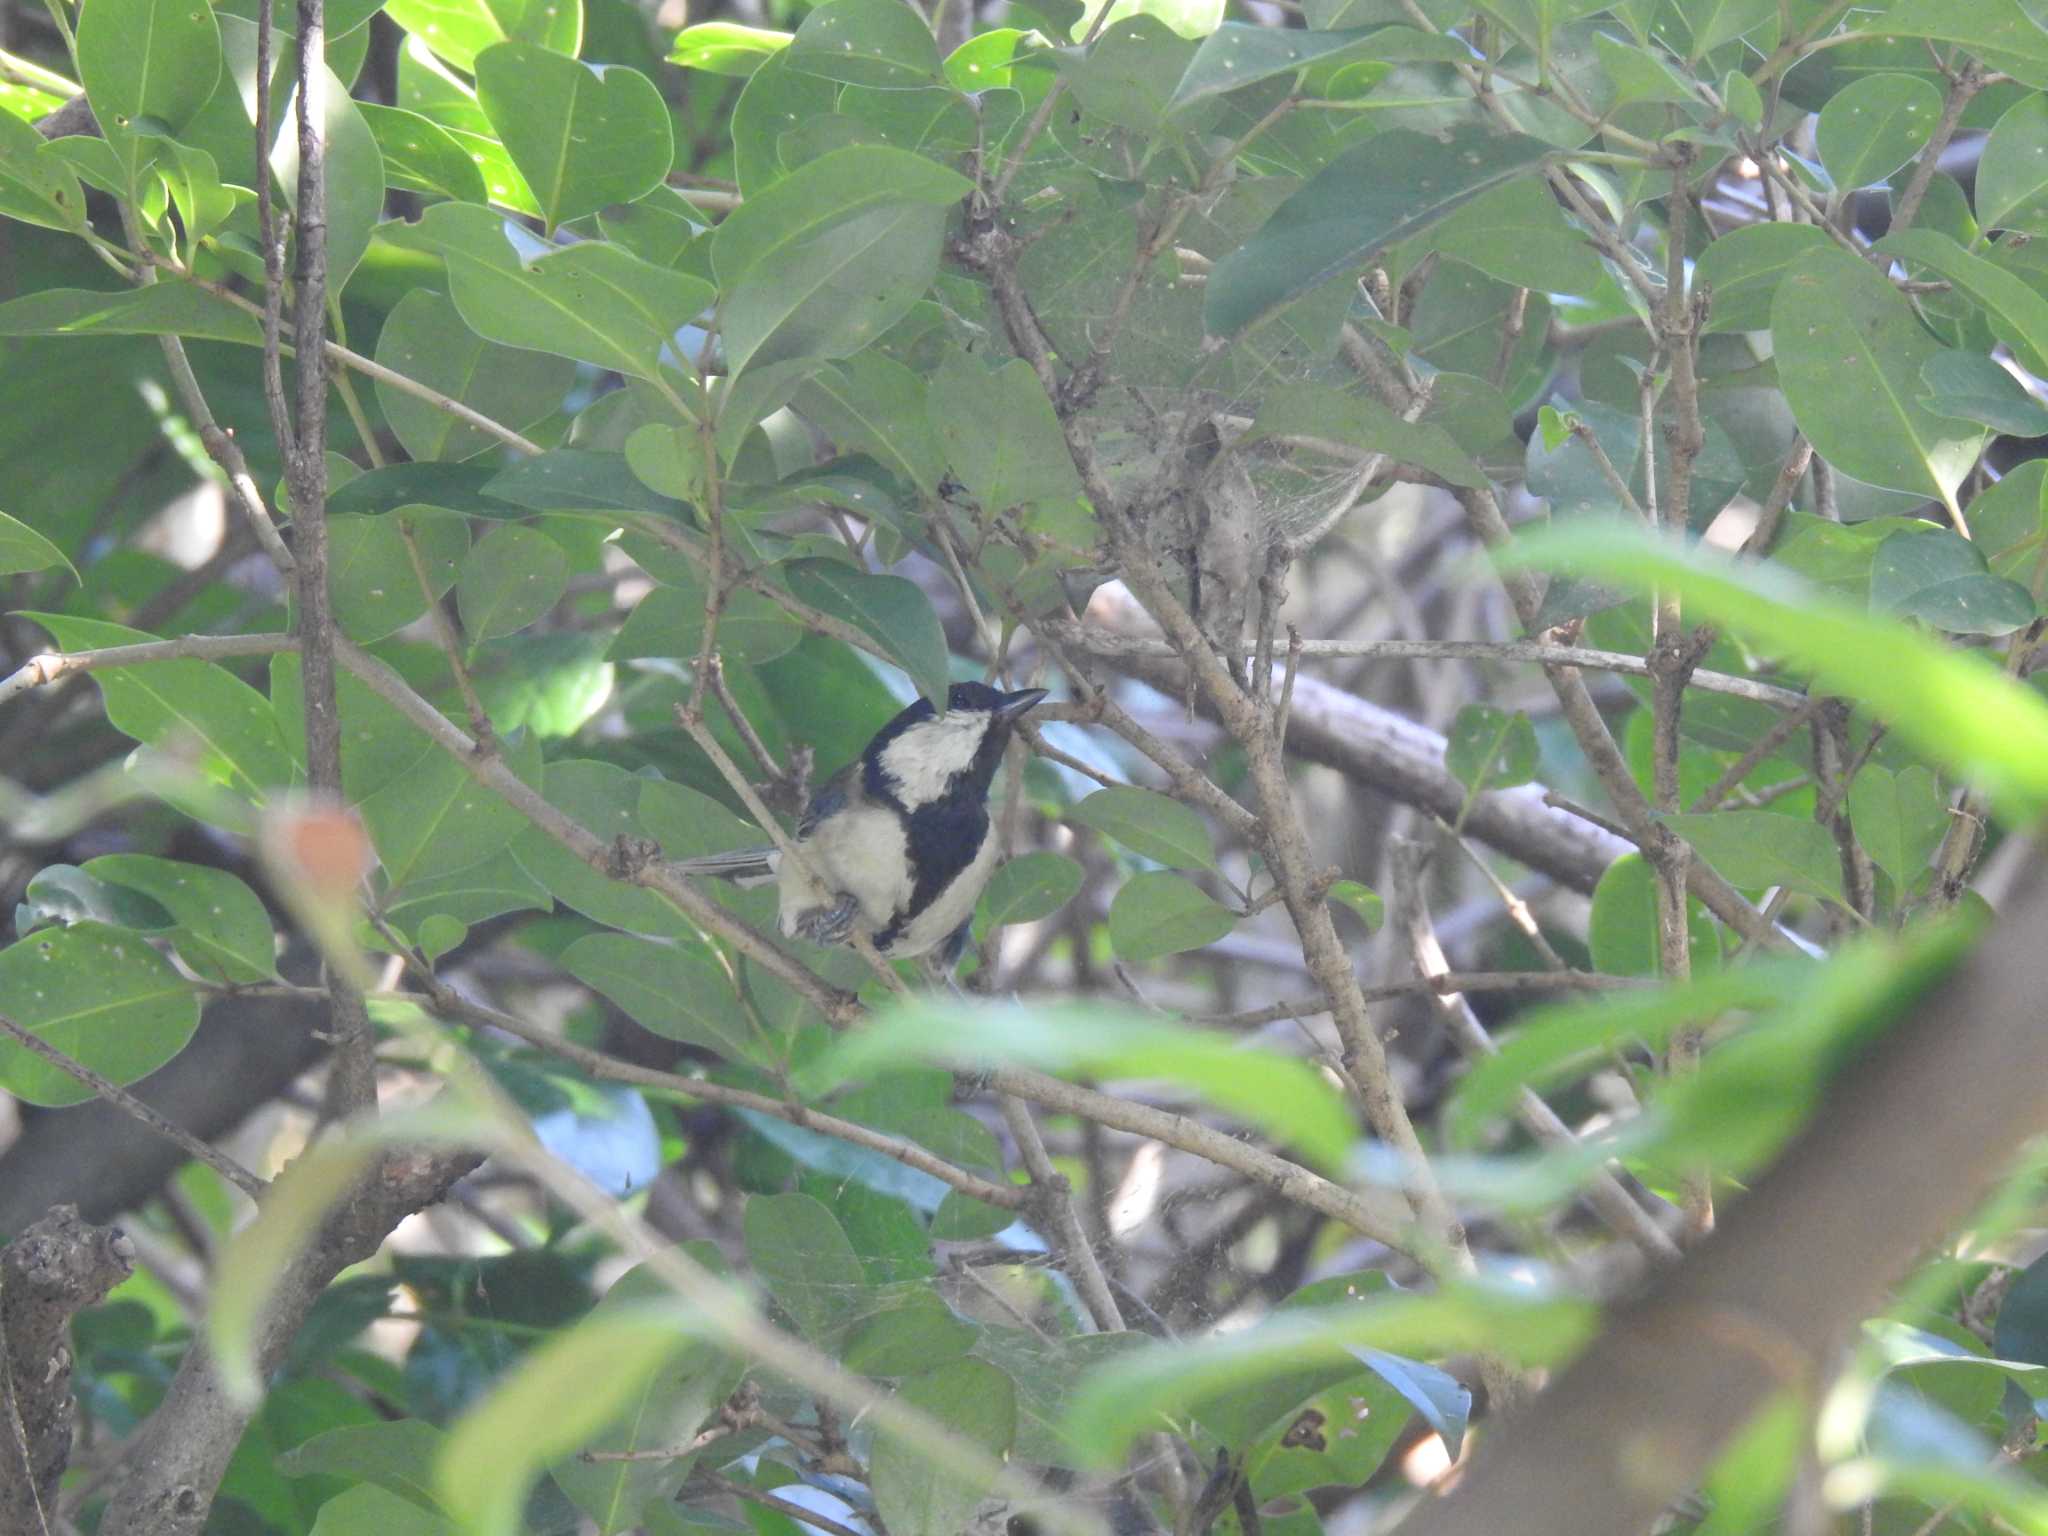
872, 797, 988, 952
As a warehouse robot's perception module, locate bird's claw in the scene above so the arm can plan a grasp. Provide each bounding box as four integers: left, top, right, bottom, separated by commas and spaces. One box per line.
794, 894, 860, 947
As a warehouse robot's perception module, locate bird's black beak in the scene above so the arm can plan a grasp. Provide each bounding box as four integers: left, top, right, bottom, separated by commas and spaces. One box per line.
993, 687, 1049, 724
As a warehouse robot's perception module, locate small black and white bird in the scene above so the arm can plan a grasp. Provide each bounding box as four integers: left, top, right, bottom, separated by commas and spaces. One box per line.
674, 681, 1048, 962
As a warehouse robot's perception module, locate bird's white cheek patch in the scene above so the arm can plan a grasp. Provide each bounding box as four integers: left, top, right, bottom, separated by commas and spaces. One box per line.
878, 712, 986, 803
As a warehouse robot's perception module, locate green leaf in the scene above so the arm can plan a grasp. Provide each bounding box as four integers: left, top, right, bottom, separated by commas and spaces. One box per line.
1815, 73, 1942, 190
561, 934, 766, 1064
978, 851, 1084, 930
1918, 350, 2048, 437
386, 0, 584, 73
1873, 0, 2048, 91
784, 560, 951, 706
489, 450, 680, 515
1167, 21, 1465, 110
373, 289, 574, 463
457, 524, 571, 641
744, 1192, 871, 1344
1418, 175, 1605, 297
789, 0, 946, 89
510, 760, 702, 937
1770, 245, 1985, 505
1505, 522, 2048, 821
274, 65, 385, 293
19, 866, 175, 934
1587, 852, 1721, 978
325, 507, 468, 644
0, 281, 260, 345
842, 1284, 980, 1376
871, 1360, 1017, 1536
794, 355, 947, 495
1205, 124, 1553, 337
359, 103, 489, 202
1062, 16, 1196, 133
272, 653, 434, 804
0, 507, 77, 582
611, 581, 804, 668
1243, 382, 1485, 492
1108, 870, 1235, 962
1444, 704, 1538, 793
359, 724, 539, 888
1244, 1363, 1411, 1499
0, 921, 201, 1107
1327, 879, 1382, 933
279, 1421, 451, 1515
0, 109, 85, 232
83, 855, 276, 983
475, 44, 673, 230
76, 0, 220, 160
710, 145, 972, 373
668, 21, 793, 75
800, 997, 1354, 1174
1658, 814, 1836, 907
1067, 786, 1217, 870
438, 1301, 709, 1536
1875, 228, 2048, 379
1975, 91, 2048, 231
22, 614, 292, 801
383, 202, 714, 381
623, 423, 704, 499
1871, 526, 2037, 636
1846, 764, 1948, 888
384, 850, 550, 932
1695, 222, 1833, 334
927, 350, 1083, 510
310, 1486, 453, 1536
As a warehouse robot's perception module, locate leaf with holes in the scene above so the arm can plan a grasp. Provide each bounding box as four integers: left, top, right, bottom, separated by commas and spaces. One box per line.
1444, 705, 1539, 795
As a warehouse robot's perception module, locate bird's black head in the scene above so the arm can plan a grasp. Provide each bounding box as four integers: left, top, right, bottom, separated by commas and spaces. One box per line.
861, 683, 1048, 811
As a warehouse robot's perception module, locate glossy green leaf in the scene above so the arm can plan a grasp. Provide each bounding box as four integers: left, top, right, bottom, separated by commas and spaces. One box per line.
1876, 228, 2048, 379
611, 581, 804, 668
1444, 704, 1539, 794
561, 934, 764, 1063
438, 1302, 708, 1536
309, 1486, 453, 1536
1327, 879, 1382, 933
383, 202, 714, 381
0, 109, 85, 232
279, 1421, 451, 1515
0, 921, 201, 1107
1918, 350, 2048, 437
373, 289, 575, 462
1869, 526, 2037, 636
1815, 73, 1942, 190
359, 103, 488, 202
842, 1284, 980, 1376
668, 21, 793, 75
1205, 123, 1552, 337
275, 65, 385, 293
789, 0, 946, 89
711, 145, 972, 372
83, 855, 276, 983
1874, 0, 2048, 90
1846, 764, 1948, 888
22, 614, 292, 800
623, 423, 704, 499
475, 43, 673, 229
1770, 246, 1985, 505
0, 281, 260, 345
1695, 222, 1833, 334
0, 507, 77, 582
978, 851, 1085, 930
489, 450, 680, 515
927, 350, 1083, 510
76, 0, 220, 161
325, 506, 468, 644
457, 524, 571, 641
1507, 522, 2048, 820
743, 1191, 871, 1344
794, 355, 946, 495
359, 724, 538, 888
1976, 92, 2048, 231
1244, 382, 1485, 491
447, 127, 541, 214
1588, 853, 1720, 978
784, 560, 950, 705
1167, 21, 1464, 110
871, 1360, 1017, 1536
386, 0, 583, 73
800, 997, 1353, 1174
19, 866, 175, 934
272, 653, 435, 805
1108, 870, 1235, 963
1067, 786, 1216, 870
1418, 175, 1604, 297
509, 760, 701, 937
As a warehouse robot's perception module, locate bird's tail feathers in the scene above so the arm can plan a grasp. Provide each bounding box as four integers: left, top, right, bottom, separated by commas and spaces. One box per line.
670, 846, 780, 886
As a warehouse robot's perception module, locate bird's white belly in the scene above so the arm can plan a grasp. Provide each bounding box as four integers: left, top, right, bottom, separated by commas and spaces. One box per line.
787, 804, 913, 929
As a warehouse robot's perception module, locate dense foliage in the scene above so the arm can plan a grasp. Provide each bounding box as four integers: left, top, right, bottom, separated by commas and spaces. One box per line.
4, 0, 2048, 1531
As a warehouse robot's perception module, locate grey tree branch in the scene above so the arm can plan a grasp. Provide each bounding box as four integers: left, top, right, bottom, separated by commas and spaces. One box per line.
2, 1206, 136, 1533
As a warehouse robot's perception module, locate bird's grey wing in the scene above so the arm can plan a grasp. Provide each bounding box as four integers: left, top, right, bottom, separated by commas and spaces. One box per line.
671, 846, 779, 884
796, 762, 860, 841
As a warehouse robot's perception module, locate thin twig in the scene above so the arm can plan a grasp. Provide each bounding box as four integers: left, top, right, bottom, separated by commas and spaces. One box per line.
1001, 1094, 1125, 1334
